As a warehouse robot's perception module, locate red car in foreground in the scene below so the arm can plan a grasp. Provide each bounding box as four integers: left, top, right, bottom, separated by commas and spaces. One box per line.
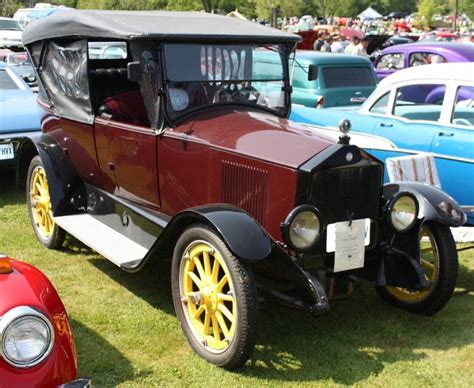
0, 254, 90, 387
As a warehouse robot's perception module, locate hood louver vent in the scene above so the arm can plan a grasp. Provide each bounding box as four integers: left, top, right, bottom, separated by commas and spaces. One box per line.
221, 161, 268, 226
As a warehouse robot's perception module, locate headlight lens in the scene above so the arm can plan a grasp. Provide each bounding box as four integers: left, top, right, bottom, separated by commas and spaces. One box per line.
1, 307, 54, 368
388, 193, 419, 232
285, 206, 321, 250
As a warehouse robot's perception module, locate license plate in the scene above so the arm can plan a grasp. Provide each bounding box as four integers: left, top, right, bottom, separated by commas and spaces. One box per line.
0, 143, 14, 160
326, 218, 371, 273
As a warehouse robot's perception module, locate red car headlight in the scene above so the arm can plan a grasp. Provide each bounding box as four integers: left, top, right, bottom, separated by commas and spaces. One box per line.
0, 306, 54, 368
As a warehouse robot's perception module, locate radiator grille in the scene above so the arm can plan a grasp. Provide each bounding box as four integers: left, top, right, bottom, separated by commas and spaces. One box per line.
310, 164, 383, 224
221, 161, 268, 225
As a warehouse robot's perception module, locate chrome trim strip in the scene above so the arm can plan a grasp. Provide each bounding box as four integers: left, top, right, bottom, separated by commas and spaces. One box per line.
0, 306, 55, 369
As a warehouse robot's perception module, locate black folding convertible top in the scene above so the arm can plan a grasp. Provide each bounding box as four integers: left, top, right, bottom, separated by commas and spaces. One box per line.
22, 10, 301, 45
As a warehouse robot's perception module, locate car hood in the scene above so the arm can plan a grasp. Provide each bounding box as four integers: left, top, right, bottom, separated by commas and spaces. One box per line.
290, 105, 361, 128
181, 109, 335, 169
0, 91, 40, 133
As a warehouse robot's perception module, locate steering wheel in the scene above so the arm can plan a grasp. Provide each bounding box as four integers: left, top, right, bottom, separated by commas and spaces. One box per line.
213, 82, 261, 105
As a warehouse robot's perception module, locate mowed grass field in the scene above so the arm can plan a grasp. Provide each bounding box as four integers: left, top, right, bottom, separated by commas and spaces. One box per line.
1, 169, 473, 387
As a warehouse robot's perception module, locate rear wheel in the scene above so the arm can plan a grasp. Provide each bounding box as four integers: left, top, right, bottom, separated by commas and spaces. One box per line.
171, 225, 258, 370
27, 156, 65, 249
376, 222, 458, 315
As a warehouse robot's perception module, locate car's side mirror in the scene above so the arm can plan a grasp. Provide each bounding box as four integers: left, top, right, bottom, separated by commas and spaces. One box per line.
22, 74, 36, 83
308, 64, 318, 81
127, 61, 141, 82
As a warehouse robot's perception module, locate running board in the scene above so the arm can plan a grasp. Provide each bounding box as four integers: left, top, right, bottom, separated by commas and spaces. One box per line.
54, 214, 148, 268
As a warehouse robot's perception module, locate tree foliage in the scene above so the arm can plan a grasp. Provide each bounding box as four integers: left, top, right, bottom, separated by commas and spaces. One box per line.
417, 0, 447, 21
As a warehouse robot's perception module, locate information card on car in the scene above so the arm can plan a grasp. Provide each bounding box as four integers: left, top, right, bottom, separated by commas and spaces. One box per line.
326, 219, 370, 272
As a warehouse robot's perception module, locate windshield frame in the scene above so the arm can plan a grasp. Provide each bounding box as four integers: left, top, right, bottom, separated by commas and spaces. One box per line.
160, 41, 294, 126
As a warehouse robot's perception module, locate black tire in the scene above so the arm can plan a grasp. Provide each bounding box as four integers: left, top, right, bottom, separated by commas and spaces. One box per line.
171, 224, 258, 370
27, 156, 65, 249
376, 222, 458, 316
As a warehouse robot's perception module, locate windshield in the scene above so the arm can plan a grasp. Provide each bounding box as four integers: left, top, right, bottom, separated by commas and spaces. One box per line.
0, 19, 23, 31
7, 53, 30, 66
163, 43, 289, 120
0, 69, 20, 90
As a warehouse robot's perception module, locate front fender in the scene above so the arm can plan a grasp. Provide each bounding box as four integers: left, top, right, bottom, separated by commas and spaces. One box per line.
383, 182, 466, 227
144, 204, 272, 265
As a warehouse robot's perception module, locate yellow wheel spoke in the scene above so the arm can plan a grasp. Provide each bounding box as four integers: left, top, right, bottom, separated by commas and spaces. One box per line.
212, 258, 220, 283
421, 246, 434, 253
217, 274, 228, 291
203, 311, 211, 335
193, 305, 205, 319
215, 311, 230, 338
35, 182, 43, 195
193, 256, 206, 281
421, 259, 435, 271
211, 315, 221, 341
203, 251, 212, 276
217, 292, 234, 302
218, 303, 234, 323
187, 271, 202, 288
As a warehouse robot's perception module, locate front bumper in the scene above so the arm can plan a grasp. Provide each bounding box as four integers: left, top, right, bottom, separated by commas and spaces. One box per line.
59, 378, 92, 388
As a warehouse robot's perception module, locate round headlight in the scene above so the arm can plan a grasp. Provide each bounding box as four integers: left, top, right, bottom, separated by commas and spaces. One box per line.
388, 193, 419, 232
1, 307, 54, 368
283, 206, 322, 251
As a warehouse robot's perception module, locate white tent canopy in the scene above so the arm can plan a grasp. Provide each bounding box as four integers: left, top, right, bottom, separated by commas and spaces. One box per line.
358, 7, 383, 20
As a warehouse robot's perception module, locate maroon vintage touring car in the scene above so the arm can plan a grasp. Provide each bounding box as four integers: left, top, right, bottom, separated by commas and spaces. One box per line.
19, 10, 464, 369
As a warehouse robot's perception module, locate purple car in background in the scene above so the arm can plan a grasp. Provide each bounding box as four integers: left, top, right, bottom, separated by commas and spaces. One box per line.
374, 42, 474, 80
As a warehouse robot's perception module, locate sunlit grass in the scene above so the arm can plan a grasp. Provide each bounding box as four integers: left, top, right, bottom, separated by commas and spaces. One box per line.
1, 170, 473, 386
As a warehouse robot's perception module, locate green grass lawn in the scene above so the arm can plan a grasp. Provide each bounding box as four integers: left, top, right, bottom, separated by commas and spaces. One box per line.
1, 170, 473, 387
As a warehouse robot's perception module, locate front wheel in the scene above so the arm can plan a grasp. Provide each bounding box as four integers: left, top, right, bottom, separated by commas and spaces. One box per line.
27, 156, 65, 249
171, 225, 258, 370
376, 222, 458, 315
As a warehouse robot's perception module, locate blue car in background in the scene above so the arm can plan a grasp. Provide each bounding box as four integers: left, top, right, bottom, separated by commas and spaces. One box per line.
0, 62, 40, 181
291, 63, 474, 225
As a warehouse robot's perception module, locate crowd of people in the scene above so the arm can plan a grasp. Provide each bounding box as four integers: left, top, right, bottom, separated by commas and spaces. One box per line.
312, 30, 370, 56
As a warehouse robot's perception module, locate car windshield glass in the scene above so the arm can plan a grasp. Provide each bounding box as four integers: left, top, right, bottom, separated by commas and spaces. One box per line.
7, 53, 29, 65
163, 43, 287, 119
0, 69, 19, 89
322, 67, 375, 88
0, 19, 22, 31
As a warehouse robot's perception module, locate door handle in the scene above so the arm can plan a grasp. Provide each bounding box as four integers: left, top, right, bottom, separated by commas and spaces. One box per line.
437, 131, 454, 137
108, 162, 115, 171
379, 123, 393, 127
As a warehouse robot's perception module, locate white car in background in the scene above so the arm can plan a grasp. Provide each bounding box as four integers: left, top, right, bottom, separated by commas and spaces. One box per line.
0, 17, 23, 49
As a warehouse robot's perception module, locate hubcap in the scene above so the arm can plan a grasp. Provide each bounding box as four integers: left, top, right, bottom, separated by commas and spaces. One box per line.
386, 225, 439, 303
30, 166, 54, 239
179, 241, 237, 353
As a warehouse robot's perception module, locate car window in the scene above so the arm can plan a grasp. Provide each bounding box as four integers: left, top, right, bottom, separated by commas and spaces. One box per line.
393, 84, 446, 121
322, 67, 375, 88
409, 52, 447, 67
369, 92, 390, 114
88, 42, 127, 60
376, 53, 404, 70
0, 69, 19, 90
452, 86, 474, 126
0, 19, 23, 31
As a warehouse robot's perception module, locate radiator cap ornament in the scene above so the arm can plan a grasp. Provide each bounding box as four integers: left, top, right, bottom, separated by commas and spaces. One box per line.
338, 119, 351, 145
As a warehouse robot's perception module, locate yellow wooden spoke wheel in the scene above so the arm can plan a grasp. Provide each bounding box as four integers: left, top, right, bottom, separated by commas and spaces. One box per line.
386, 225, 439, 303
179, 241, 237, 352
376, 222, 458, 315
30, 165, 55, 239
27, 156, 65, 249
172, 225, 258, 369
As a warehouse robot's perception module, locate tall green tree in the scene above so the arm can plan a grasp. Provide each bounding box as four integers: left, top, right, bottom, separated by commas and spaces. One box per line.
417, 0, 447, 21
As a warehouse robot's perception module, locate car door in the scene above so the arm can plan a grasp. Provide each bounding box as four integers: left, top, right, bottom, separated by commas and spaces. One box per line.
373, 83, 447, 151
430, 84, 474, 215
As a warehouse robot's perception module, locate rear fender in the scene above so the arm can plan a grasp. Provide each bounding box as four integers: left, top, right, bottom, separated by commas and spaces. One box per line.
19, 133, 85, 216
